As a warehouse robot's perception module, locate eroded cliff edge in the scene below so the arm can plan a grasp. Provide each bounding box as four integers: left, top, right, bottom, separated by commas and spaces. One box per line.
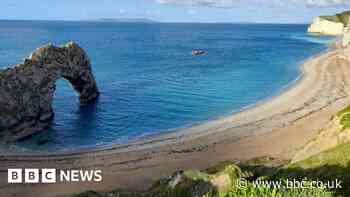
308, 10, 350, 47
308, 11, 350, 36
0, 42, 99, 142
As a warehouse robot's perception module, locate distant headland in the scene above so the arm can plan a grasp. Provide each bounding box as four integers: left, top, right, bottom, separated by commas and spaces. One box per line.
95, 18, 157, 23
308, 10, 350, 36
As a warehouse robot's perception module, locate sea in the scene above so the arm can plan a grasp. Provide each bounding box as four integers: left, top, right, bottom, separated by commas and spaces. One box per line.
0, 21, 335, 151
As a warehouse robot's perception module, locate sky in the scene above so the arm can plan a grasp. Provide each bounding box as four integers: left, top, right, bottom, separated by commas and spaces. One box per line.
0, 0, 350, 23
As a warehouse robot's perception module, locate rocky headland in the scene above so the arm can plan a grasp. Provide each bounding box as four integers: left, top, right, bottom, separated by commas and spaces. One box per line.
308, 11, 350, 36
308, 10, 350, 47
0, 42, 99, 142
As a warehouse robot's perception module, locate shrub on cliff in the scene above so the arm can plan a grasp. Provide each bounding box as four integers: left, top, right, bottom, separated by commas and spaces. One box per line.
72, 162, 332, 197
320, 11, 350, 26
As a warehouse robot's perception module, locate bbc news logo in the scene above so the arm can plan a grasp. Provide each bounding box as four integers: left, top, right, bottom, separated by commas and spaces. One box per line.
8, 169, 102, 184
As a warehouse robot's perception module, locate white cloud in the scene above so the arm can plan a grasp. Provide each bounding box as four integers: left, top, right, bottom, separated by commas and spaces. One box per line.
155, 0, 350, 8
155, 0, 240, 8
305, 0, 350, 7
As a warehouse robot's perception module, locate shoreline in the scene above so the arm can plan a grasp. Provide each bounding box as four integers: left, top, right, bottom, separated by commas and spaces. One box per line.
2, 45, 350, 197
0, 45, 327, 156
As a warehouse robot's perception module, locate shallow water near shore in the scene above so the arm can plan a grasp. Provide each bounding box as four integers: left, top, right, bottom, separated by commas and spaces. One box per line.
0, 21, 335, 151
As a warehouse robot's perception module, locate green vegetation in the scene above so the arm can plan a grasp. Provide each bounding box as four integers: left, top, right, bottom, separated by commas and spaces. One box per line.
71, 162, 333, 197
289, 144, 350, 169
340, 114, 350, 130
73, 106, 350, 197
275, 142, 350, 196
320, 11, 350, 26
336, 105, 350, 117
336, 105, 350, 129
72, 141, 350, 197
221, 181, 333, 197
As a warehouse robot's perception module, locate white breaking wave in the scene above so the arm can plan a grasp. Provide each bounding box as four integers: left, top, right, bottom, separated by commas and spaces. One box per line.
289, 34, 337, 45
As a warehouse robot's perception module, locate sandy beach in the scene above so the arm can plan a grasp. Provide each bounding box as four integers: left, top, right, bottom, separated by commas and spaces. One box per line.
1, 45, 350, 197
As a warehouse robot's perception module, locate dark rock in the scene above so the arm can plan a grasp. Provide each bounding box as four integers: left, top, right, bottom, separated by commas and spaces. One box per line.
0, 42, 99, 142
37, 139, 51, 146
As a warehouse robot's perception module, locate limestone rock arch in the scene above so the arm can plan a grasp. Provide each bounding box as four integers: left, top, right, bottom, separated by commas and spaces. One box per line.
0, 42, 100, 142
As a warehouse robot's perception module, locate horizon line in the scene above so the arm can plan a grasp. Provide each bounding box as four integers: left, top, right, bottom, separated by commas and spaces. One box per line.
0, 18, 309, 25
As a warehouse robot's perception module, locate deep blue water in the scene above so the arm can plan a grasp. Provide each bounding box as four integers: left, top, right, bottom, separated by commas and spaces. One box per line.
0, 21, 334, 151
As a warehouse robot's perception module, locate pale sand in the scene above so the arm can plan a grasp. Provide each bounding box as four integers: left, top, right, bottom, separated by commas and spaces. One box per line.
2, 46, 350, 197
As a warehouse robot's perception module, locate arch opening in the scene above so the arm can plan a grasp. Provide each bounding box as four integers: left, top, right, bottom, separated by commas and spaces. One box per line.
0, 42, 100, 142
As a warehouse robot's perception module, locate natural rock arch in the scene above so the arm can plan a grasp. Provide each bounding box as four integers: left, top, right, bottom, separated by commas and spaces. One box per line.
0, 42, 99, 142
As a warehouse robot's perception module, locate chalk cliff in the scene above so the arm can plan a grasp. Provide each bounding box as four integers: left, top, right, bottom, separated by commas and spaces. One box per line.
0, 42, 99, 142
308, 11, 350, 36
308, 16, 344, 35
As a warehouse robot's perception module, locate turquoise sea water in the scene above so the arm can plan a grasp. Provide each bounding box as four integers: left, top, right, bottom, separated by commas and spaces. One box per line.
0, 21, 335, 151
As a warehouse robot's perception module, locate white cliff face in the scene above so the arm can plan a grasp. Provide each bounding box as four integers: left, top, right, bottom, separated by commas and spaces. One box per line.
308, 16, 344, 36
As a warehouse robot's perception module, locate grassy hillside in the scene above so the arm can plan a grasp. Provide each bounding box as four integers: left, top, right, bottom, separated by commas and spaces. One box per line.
320, 11, 350, 26
72, 143, 350, 197
73, 141, 350, 196
72, 105, 350, 197
272, 105, 350, 196
275, 142, 350, 196
72, 160, 334, 197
